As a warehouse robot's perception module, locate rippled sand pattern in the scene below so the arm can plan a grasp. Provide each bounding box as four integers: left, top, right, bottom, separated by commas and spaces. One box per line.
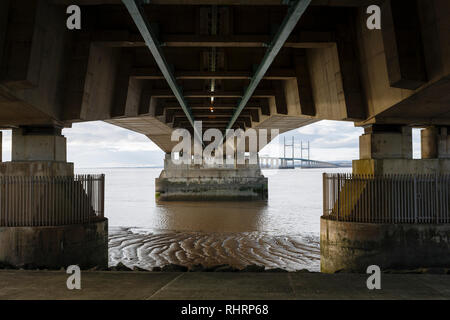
74, 168, 351, 272
109, 227, 320, 272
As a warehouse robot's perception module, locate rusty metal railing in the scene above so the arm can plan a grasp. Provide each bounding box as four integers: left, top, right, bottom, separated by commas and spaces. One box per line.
0, 174, 104, 227
323, 173, 450, 224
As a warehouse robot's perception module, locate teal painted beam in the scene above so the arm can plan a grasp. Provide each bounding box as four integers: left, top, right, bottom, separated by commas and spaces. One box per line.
122, 0, 203, 145
226, 0, 311, 130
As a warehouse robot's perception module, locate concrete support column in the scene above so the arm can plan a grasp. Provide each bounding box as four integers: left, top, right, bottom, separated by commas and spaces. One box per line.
353, 125, 416, 175
427, 126, 450, 159
324, 124, 450, 273
12, 126, 67, 162
421, 126, 438, 159
1, 126, 73, 177
0, 125, 107, 269
438, 127, 450, 158
359, 125, 412, 160
156, 150, 268, 201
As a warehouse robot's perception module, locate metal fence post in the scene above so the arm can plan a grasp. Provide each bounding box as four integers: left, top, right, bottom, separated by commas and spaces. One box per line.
414, 175, 418, 224
100, 174, 105, 219
435, 173, 439, 223
322, 173, 326, 217
320, 173, 449, 225
337, 174, 340, 221
0, 174, 105, 227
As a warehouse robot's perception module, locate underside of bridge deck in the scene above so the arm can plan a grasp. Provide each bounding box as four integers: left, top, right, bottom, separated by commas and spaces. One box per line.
0, 0, 450, 270
0, 0, 371, 152
1, 0, 449, 150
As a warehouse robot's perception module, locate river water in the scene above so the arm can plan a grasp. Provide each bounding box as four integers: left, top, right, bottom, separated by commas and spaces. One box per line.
76, 167, 351, 271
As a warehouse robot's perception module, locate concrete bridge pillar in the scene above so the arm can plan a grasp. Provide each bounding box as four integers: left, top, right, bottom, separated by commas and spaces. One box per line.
421, 126, 439, 159
358, 124, 412, 160
12, 127, 67, 162
354, 124, 450, 175
421, 126, 450, 159
354, 125, 418, 175
1, 126, 74, 177
0, 126, 108, 270
353, 124, 413, 175
321, 124, 450, 273
155, 152, 268, 201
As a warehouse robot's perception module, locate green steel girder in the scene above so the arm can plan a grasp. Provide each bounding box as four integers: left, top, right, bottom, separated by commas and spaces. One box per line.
226, 0, 312, 130
122, 0, 203, 144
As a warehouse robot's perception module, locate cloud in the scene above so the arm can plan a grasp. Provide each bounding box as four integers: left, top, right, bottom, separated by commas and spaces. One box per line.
0, 130, 11, 161
64, 121, 161, 152
63, 122, 164, 168
260, 120, 364, 161
1, 120, 423, 166
0, 122, 165, 168
412, 128, 422, 159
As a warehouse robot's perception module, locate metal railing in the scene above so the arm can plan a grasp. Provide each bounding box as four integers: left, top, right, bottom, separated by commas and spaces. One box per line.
323, 173, 450, 224
0, 174, 104, 227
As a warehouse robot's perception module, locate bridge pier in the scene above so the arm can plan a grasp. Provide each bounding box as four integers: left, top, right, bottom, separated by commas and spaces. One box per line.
0, 126, 108, 269
321, 125, 450, 273
155, 153, 268, 201
353, 125, 450, 175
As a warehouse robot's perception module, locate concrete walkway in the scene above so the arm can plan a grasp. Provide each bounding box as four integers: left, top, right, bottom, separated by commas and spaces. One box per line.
0, 270, 449, 300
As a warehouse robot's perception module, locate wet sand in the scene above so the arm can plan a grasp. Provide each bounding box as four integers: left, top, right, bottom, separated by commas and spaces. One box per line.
109, 227, 320, 271
75, 167, 351, 271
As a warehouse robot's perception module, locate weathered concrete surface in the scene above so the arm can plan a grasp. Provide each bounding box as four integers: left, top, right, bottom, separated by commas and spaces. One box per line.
0, 219, 108, 269
421, 126, 450, 159
352, 159, 450, 175
422, 126, 439, 159
320, 217, 450, 273
359, 126, 412, 160
0, 161, 74, 177
155, 155, 268, 201
354, 124, 450, 174
156, 176, 268, 201
2, 1, 449, 150
11, 128, 67, 161
0, 270, 448, 300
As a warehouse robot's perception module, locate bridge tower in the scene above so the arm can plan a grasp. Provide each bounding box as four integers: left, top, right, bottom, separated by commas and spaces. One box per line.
282, 136, 295, 169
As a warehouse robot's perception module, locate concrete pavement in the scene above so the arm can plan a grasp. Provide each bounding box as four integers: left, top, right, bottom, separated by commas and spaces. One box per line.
0, 270, 449, 300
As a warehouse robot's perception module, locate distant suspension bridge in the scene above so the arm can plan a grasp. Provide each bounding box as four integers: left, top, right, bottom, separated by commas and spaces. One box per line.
259, 137, 342, 169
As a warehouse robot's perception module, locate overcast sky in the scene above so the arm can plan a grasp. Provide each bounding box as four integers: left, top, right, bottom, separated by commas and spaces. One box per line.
1, 121, 421, 168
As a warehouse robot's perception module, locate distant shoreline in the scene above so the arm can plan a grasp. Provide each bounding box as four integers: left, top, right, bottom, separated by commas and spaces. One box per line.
75, 161, 353, 170
75, 166, 164, 169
